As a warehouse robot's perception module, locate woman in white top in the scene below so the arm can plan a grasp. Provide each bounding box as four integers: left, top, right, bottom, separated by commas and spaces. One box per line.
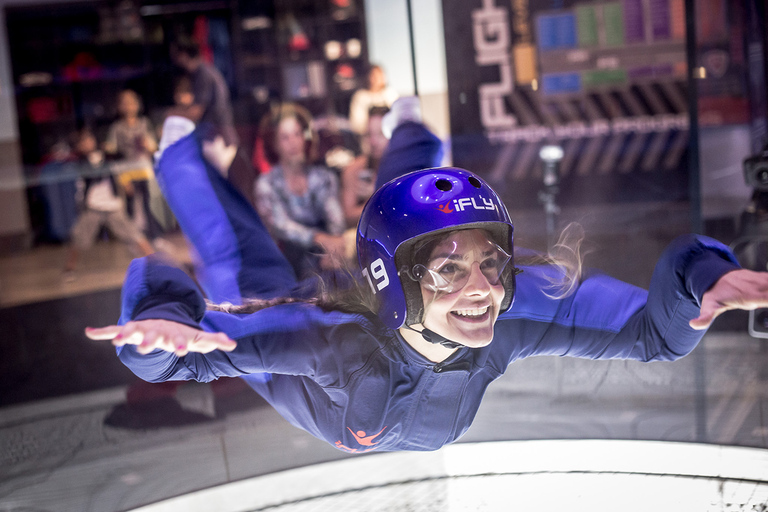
349, 65, 398, 135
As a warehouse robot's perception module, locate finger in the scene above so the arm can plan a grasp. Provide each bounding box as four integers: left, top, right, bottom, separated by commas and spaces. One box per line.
122, 330, 146, 347
116, 322, 140, 345
172, 334, 188, 356
213, 332, 237, 352
143, 330, 160, 346
85, 325, 122, 340
689, 304, 727, 330
157, 334, 178, 353
689, 314, 713, 330
187, 333, 237, 353
135, 329, 158, 354
174, 336, 189, 357
136, 341, 157, 355
147, 332, 169, 353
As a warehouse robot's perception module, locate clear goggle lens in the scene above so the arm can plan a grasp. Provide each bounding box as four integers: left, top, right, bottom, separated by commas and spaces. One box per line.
410, 239, 512, 293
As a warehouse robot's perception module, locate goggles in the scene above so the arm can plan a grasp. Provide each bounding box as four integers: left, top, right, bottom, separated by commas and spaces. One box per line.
407, 236, 512, 294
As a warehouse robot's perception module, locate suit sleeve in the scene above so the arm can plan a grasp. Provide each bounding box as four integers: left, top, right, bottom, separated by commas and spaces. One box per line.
496, 234, 740, 363
116, 256, 371, 385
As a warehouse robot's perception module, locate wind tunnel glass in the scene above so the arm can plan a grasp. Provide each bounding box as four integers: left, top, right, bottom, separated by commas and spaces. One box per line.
410, 237, 512, 293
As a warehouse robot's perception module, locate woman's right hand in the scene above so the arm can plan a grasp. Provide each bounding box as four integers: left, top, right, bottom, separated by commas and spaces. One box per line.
85, 319, 237, 357
313, 232, 347, 269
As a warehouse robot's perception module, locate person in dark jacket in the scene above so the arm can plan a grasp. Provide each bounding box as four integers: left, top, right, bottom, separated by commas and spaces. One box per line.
171, 39, 237, 147
86, 119, 768, 453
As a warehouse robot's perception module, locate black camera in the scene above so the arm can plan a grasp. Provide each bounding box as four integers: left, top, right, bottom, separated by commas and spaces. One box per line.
743, 148, 768, 191
740, 145, 768, 338
750, 309, 768, 338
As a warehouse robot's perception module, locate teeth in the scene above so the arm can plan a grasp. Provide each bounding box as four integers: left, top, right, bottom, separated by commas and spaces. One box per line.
453, 306, 489, 317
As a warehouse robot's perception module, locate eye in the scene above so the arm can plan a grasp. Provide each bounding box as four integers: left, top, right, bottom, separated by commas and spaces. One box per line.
437, 263, 459, 275
480, 258, 500, 271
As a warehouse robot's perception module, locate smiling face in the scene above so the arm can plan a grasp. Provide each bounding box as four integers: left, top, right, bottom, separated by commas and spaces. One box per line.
418, 229, 508, 348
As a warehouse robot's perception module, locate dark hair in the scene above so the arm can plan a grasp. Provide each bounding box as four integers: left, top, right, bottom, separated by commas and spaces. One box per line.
258, 102, 318, 165
172, 39, 201, 59
174, 75, 193, 95
207, 262, 379, 317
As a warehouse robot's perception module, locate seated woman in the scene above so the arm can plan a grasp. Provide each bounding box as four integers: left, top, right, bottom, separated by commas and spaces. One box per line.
87, 122, 768, 452
255, 103, 346, 279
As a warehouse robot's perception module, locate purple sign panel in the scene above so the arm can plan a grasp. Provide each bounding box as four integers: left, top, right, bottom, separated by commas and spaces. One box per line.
649, 0, 671, 40
623, 0, 645, 43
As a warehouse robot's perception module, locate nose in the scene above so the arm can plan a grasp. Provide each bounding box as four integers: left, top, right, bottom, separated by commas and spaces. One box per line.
462, 262, 491, 296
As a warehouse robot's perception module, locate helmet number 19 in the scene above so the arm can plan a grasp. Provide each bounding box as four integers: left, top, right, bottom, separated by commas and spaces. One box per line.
362, 258, 389, 293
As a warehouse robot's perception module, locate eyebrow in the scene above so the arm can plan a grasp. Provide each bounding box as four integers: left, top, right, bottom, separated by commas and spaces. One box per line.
429, 249, 499, 262
430, 253, 464, 261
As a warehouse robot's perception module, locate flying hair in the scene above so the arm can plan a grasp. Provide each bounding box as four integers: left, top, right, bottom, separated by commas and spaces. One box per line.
516, 222, 586, 300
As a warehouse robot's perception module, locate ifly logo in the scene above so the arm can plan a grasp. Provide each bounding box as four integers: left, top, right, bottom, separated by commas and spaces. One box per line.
438, 196, 497, 213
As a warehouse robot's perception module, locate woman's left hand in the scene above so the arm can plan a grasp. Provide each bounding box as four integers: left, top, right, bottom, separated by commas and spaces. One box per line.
689, 269, 768, 330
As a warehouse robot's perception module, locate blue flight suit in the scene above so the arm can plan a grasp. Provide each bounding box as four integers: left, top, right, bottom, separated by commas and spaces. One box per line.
115, 129, 740, 452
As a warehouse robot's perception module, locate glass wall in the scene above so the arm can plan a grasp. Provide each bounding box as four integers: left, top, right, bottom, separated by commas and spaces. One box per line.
1, 1, 766, 511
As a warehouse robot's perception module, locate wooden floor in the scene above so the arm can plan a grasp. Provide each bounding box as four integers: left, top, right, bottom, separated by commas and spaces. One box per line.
0, 232, 190, 308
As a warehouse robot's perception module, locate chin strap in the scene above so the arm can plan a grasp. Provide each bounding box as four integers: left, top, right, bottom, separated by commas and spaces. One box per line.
405, 325, 463, 350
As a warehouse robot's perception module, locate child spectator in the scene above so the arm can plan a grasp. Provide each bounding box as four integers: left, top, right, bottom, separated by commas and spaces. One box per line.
63, 128, 154, 279
104, 89, 162, 241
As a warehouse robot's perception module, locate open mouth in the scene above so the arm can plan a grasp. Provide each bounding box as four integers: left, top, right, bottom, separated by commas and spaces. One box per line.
451, 305, 490, 322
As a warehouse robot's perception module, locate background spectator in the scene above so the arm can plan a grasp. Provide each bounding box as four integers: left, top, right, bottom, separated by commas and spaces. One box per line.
255, 103, 346, 278
171, 38, 237, 147
103, 89, 162, 241
165, 75, 198, 123
64, 128, 154, 279
171, 38, 259, 204
341, 105, 389, 228
348, 64, 398, 135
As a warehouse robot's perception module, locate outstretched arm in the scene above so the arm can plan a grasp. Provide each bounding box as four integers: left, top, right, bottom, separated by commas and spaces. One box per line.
85, 255, 238, 382
90, 255, 373, 385
497, 234, 744, 363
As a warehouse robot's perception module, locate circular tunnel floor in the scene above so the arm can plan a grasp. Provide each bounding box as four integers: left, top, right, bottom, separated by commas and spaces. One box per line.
132, 440, 768, 512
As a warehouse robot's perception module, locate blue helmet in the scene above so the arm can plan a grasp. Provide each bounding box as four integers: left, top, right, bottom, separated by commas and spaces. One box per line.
357, 167, 516, 329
